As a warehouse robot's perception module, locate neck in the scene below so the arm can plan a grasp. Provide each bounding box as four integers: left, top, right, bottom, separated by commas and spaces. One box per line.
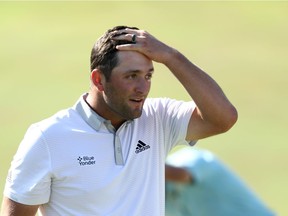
85, 92, 126, 130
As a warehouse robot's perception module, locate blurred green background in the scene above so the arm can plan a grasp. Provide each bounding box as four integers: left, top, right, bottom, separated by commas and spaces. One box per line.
1, 1, 287, 215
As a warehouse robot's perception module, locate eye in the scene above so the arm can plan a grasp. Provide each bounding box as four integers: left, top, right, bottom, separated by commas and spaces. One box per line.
145, 73, 153, 81
125, 73, 137, 80
126, 73, 137, 80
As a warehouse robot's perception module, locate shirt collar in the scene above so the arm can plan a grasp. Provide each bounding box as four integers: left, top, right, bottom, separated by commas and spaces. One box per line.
74, 93, 108, 132
74, 93, 133, 132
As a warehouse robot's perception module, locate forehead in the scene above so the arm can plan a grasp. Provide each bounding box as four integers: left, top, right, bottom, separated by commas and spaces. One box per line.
114, 51, 153, 73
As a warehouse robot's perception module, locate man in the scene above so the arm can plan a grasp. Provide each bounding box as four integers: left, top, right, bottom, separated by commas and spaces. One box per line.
1, 25, 237, 216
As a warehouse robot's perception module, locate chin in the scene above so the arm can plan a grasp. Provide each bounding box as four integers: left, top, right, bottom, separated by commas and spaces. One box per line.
129, 110, 143, 120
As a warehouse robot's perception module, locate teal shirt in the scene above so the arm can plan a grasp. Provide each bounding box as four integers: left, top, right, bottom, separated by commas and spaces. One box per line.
165, 148, 275, 216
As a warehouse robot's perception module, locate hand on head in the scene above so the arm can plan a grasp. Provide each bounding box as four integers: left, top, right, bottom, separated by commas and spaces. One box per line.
112, 27, 174, 64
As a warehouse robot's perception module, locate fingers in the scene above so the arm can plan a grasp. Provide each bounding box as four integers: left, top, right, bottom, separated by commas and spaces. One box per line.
131, 34, 137, 43
111, 28, 171, 63
111, 28, 155, 55
113, 33, 139, 44
112, 28, 146, 45
113, 37, 143, 52
113, 28, 142, 38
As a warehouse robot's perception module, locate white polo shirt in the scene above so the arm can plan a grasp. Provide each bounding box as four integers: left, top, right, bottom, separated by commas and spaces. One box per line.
4, 94, 195, 216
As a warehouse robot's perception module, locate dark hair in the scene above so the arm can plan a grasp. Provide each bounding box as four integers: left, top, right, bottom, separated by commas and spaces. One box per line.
90, 25, 139, 81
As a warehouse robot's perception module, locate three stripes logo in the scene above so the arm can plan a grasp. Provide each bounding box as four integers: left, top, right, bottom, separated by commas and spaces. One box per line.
135, 140, 150, 154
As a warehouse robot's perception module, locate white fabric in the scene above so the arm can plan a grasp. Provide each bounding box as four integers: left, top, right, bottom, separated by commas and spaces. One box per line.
4, 95, 195, 216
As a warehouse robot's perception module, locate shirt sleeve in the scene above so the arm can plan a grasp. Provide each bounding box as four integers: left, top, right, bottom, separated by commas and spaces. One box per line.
148, 98, 196, 151
4, 124, 52, 205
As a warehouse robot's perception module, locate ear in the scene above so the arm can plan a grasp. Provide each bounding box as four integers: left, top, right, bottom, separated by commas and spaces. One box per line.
91, 69, 105, 91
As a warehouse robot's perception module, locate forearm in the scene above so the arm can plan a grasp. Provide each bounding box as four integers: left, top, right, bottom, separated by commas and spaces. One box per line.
164, 49, 237, 134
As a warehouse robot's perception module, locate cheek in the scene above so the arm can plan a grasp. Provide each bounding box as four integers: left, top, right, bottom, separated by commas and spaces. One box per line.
105, 82, 130, 99
105, 75, 136, 96
112, 80, 132, 93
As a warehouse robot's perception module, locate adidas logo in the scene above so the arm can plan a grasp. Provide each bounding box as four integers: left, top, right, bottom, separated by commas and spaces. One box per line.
135, 140, 150, 154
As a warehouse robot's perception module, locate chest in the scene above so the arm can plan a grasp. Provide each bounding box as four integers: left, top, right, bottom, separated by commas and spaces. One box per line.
48, 122, 166, 188
46, 129, 164, 212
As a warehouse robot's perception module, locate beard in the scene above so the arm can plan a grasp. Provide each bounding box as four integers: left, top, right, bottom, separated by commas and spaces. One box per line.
103, 84, 146, 121
105, 96, 144, 120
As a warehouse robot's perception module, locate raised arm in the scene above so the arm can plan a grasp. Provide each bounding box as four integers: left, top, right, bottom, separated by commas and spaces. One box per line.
113, 28, 237, 141
163, 49, 238, 141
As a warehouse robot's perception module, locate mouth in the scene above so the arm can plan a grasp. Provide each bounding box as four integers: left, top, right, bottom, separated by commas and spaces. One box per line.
130, 98, 143, 102
129, 98, 145, 106
130, 98, 143, 103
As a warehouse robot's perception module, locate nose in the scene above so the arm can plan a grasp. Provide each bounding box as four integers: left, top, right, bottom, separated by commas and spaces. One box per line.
135, 77, 150, 94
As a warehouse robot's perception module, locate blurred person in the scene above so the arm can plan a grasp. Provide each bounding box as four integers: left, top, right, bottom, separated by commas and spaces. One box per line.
165, 148, 275, 216
1, 25, 237, 216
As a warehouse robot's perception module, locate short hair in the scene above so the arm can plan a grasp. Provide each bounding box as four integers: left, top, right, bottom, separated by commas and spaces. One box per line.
90, 25, 139, 81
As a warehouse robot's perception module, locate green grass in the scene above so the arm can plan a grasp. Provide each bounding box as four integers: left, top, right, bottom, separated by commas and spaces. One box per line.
1, 2, 287, 215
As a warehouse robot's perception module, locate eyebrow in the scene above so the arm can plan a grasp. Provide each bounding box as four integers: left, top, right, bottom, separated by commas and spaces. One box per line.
125, 67, 154, 74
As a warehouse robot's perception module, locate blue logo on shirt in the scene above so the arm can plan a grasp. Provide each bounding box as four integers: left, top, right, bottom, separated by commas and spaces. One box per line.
77, 156, 96, 166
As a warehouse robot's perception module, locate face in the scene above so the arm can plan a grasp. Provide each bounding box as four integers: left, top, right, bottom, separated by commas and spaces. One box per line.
101, 51, 154, 123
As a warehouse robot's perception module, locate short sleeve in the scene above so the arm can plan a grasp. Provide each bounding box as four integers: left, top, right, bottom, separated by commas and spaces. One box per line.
4, 124, 52, 205
146, 98, 196, 151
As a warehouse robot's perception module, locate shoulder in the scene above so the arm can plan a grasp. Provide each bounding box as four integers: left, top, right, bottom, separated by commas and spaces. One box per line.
144, 97, 176, 110
36, 108, 72, 128
28, 106, 84, 139
144, 97, 196, 114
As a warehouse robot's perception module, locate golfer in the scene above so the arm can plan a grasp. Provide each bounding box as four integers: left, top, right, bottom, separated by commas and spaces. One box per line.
1, 25, 237, 216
